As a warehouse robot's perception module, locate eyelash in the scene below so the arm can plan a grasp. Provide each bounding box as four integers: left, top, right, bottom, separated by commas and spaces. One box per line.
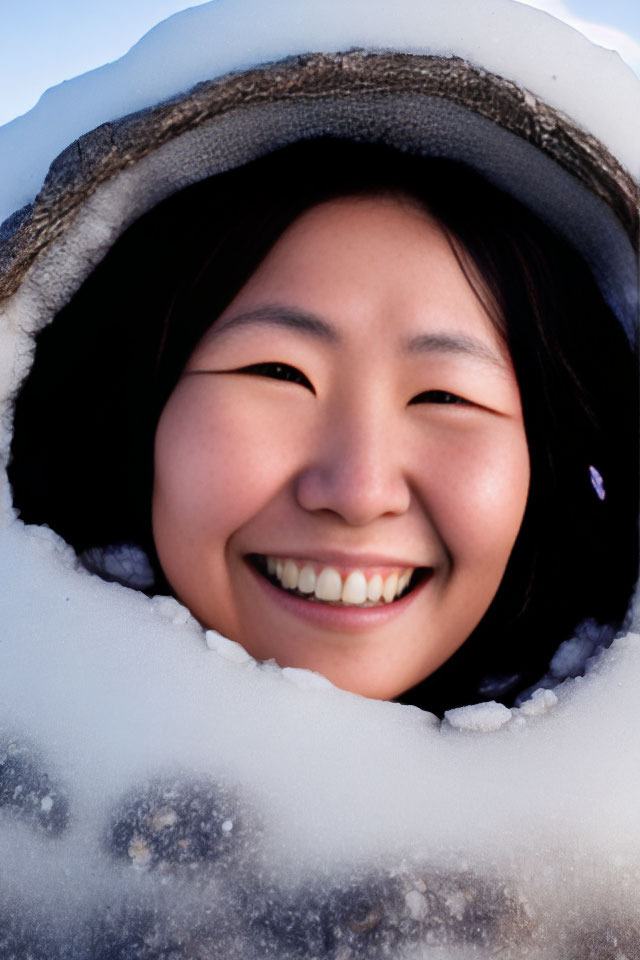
237, 362, 315, 393
409, 390, 471, 406
235, 365, 470, 407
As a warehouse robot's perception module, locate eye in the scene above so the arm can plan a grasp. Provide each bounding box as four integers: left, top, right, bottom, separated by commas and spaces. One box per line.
409, 389, 471, 406
236, 362, 315, 393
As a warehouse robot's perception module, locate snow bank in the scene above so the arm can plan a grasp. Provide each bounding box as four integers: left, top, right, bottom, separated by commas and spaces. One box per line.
0, 520, 639, 955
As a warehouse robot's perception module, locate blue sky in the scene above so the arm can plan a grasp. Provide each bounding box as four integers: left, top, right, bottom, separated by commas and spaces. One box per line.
567, 0, 637, 34
0, 0, 638, 127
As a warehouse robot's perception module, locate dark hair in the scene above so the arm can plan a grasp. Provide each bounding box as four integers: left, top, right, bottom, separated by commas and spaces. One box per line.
8, 138, 638, 713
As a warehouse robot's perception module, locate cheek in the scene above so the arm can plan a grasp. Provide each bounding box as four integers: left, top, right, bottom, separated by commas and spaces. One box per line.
424, 422, 530, 577
152, 383, 301, 562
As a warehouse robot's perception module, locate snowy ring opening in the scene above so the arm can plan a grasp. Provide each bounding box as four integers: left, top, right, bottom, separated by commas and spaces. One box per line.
0, 51, 637, 722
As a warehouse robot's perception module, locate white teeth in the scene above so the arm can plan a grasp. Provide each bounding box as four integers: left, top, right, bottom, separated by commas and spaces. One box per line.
382, 572, 399, 603
265, 557, 417, 606
282, 559, 299, 590
397, 570, 412, 596
298, 565, 316, 594
366, 574, 383, 602
342, 571, 368, 605
315, 567, 343, 602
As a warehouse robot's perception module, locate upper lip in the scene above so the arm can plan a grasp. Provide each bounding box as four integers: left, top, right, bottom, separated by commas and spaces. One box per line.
247, 550, 430, 569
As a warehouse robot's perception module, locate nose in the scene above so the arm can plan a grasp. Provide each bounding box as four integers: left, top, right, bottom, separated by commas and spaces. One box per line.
294, 399, 411, 526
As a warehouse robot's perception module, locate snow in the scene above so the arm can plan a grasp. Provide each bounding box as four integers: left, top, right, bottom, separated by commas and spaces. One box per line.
0, 0, 638, 226
0, 519, 639, 955
280, 666, 335, 691
0, 0, 638, 956
444, 701, 513, 733
80, 542, 155, 589
517, 688, 559, 718
549, 619, 617, 679
205, 629, 257, 664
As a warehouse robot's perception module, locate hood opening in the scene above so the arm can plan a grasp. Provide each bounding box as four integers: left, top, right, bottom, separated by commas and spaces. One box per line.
4, 114, 637, 715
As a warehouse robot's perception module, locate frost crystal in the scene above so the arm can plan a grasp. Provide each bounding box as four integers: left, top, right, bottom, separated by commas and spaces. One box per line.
444, 701, 513, 733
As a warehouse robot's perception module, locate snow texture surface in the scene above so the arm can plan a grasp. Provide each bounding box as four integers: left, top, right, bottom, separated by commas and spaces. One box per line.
0, 1, 638, 957
0, 523, 639, 956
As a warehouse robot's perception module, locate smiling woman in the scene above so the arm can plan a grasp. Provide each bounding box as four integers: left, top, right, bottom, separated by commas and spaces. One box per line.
8, 138, 637, 713
153, 192, 530, 700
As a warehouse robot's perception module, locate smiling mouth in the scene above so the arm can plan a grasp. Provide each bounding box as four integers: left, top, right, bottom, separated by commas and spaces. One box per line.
248, 555, 428, 608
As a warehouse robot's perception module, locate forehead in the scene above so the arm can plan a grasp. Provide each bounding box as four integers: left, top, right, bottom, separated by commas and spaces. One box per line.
201, 195, 510, 367
256, 194, 452, 281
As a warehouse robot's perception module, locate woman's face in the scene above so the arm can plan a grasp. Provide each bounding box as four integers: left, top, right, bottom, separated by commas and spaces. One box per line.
153, 196, 530, 700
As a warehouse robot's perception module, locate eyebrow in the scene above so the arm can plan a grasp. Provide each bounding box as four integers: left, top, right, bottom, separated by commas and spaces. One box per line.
206, 303, 506, 368
403, 332, 508, 369
205, 304, 340, 344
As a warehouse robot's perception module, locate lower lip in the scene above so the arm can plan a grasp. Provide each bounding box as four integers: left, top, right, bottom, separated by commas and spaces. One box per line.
245, 562, 432, 632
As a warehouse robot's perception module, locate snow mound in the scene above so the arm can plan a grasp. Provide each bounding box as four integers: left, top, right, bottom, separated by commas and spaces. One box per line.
444, 701, 513, 733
